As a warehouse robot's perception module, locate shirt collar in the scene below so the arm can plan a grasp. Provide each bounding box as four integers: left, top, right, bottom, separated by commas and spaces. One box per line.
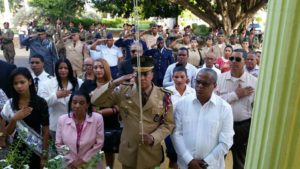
192, 92, 217, 106
226, 71, 247, 82
65, 113, 94, 124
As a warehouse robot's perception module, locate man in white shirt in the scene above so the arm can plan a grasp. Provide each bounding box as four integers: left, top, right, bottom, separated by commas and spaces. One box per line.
172, 68, 234, 169
30, 54, 52, 92
163, 47, 198, 87
198, 52, 221, 75
91, 32, 123, 79
244, 52, 259, 77
215, 50, 257, 169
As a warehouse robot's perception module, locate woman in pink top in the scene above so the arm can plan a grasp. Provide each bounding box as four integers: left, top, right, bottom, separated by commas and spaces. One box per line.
216, 45, 233, 73
56, 90, 104, 169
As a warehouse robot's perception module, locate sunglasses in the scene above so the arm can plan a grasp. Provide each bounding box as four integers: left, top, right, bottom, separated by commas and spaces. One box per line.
131, 50, 137, 53
229, 56, 242, 62
194, 79, 212, 87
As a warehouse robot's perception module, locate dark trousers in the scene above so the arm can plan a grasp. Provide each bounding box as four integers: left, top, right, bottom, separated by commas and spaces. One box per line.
110, 65, 119, 80
232, 119, 251, 169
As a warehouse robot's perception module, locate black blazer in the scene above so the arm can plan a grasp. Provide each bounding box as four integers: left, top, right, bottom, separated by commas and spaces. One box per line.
0, 60, 16, 98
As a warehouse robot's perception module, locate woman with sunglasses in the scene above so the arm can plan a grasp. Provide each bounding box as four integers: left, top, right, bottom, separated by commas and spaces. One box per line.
56, 90, 104, 169
80, 58, 121, 169
165, 64, 195, 169
39, 58, 83, 143
1, 67, 49, 169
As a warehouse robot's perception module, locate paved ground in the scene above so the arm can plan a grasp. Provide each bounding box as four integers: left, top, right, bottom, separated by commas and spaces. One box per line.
0, 47, 233, 168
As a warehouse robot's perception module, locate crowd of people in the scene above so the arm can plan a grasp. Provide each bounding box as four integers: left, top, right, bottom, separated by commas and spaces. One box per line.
0, 18, 262, 169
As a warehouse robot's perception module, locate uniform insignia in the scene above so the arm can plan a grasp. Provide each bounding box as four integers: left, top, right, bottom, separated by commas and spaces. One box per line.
160, 87, 173, 95
153, 114, 160, 122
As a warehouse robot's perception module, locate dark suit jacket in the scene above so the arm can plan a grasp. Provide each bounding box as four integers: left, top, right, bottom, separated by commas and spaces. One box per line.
0, 60, 16, 98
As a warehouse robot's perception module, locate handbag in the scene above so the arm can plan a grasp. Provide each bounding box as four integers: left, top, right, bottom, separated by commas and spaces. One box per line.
102, 129, 122, 153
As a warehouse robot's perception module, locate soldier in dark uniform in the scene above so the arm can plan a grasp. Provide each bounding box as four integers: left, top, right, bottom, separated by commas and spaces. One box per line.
91, 55, 174, 169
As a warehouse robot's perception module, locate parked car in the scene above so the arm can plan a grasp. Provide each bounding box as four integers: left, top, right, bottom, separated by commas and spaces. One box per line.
248, 23, 264, 35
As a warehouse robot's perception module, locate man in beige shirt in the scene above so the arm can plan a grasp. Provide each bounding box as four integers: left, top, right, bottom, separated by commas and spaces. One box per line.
65, 28, 89, 77
212, 30, 227, 58
140, 24, 160, 49
215, 49, 257, 169
188, 38, 203, 68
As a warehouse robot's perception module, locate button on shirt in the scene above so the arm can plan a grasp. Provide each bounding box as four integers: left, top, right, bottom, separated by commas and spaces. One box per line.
171, 93, 234, 169
163, 62, 197, 87
215, 71, 257, 121
96, 45, 123, 67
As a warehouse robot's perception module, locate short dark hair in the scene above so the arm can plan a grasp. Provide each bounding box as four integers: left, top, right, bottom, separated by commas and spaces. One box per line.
178, 47, 189, 56
224, 45, 233, 52
31, 54, 44, 62
197, 68, 218, 84
68, 90, 93, 117
233, 49, 248, 59
173, 63, 187, 75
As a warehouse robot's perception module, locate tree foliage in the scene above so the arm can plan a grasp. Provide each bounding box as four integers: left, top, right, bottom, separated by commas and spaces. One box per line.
92, 0, 182, 18
29, 0, 85, 21
172, 0, 268, 34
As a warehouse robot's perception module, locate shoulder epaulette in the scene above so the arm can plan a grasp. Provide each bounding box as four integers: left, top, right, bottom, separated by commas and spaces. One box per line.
160, 87, 173, 95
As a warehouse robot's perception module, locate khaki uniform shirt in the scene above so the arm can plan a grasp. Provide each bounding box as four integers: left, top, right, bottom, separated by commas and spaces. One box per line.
65, 40, 88, 76
92, 83, 174, 169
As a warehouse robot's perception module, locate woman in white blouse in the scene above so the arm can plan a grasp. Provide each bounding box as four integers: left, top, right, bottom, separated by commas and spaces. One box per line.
39, 58, 83, 139
165, 63, 195, 169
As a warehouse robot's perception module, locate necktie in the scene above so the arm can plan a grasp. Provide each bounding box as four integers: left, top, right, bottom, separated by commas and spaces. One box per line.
142, 92, 148, 106
34, 77, 39, 92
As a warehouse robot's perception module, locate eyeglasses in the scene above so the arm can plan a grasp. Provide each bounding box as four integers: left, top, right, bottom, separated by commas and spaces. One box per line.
131, 50, 137, 53
194, 79, 212, 87
229, 56, 242, 62
178, 54, 187, 56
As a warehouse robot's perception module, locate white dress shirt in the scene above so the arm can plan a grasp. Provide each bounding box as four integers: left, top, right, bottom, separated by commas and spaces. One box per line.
198, 64, 221, 75
215, 71, 257, 121
96, 44, 123, 67
166, 85, 195, 106
171, 93, 234, 169
38, 78, 83, 131
163, 62, 198, 87
31, 70, 52, 92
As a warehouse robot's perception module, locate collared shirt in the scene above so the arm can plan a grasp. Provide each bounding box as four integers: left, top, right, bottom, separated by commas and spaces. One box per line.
215, 71, 257, 121
31, 70, 52, 92
244, 65, 259, 77
95, 44, 123, 67
171, 93, 234, 169
163, 62, 198, 87
198, 64, 221, 75
166, 85, 195, 106
142, 34, 160, 49
188, 48, 202, 67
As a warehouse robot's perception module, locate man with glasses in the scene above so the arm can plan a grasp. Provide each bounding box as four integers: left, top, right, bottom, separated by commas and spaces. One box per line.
172, 68, 234, 169
91, 55, 174, 169
30, 54, 52, 92
79, 57, 95, 81
215, 50, 257, 169
198, 52, 221, 75
163, 47, 197, 87
22, 27, 58, 76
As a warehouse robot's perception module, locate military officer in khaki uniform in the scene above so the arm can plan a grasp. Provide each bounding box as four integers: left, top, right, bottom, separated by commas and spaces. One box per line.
91, 56, 175, 169
65, 28, 89, 77
0, 22, 15, 64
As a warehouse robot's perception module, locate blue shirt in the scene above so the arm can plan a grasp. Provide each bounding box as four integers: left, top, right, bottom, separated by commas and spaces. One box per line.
22, 37, 58, 75
144, 47, 175, 86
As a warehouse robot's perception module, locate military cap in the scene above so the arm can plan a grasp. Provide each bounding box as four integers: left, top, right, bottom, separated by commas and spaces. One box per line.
156, 37, 164, 43
106, 32, 113, 39
242, 37, 249, 43
70, 27, 80, 34
217, 29, 225, 36
36, 27, 46, 34
131, 56, 154, 72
